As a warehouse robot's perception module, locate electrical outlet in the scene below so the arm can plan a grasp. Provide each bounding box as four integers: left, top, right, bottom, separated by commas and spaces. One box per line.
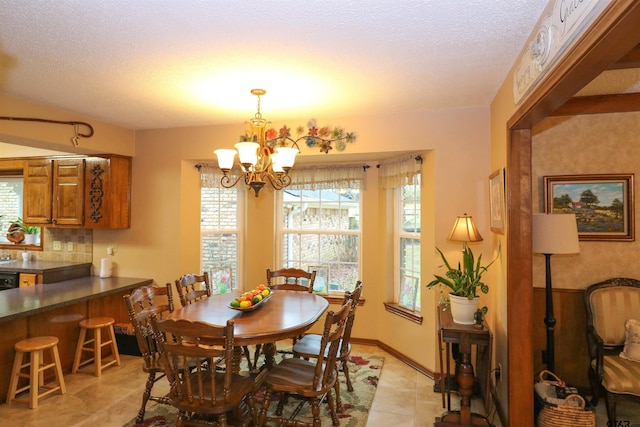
67, 241, 74, 252
494, 363, 502, 382
53, 241, 62, 251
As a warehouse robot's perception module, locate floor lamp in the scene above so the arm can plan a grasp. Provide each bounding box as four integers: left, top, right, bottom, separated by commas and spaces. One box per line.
532, 213, 580, 373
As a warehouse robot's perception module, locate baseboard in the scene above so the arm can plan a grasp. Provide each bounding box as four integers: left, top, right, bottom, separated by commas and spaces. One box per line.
351, 337, 436, 379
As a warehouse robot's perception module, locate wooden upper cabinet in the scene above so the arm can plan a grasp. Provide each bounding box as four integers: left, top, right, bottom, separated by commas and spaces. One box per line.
24, 158, 84, 226
53, 159, 85, 226
23, 155, 131, 229
84, 155, 131, 229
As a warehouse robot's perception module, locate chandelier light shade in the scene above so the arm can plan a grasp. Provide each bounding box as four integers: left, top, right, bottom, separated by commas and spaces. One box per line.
214, 88, 357, 197
448, 213, 483, 245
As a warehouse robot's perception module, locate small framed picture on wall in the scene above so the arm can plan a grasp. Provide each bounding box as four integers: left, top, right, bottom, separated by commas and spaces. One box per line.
489, 168, 505, 234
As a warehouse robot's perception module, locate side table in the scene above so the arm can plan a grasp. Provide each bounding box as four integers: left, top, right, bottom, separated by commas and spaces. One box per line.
434, 306, 493, 427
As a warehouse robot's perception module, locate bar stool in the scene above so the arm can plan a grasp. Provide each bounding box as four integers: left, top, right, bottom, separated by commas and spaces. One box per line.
72, 316, 121, 376
7, 336, 66, 409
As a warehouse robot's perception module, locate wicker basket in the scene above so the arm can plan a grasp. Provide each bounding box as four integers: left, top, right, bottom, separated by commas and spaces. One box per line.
535, 370, 595, 427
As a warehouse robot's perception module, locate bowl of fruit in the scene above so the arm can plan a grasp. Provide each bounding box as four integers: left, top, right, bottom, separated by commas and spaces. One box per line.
229, 285, 272, 311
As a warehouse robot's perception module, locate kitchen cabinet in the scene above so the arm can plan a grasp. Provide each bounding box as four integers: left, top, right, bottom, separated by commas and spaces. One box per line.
23, 155, 131, 229
19, 273, 37, 287
84, 155, 131, 229
23, 158, 85, 226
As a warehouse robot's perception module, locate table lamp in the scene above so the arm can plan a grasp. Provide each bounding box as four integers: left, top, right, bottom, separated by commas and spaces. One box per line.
448, 213, 483, 250
532, 213, 580, 373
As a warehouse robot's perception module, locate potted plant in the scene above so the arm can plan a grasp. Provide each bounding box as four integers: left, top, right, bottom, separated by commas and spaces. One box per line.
10, 217, 40, 245
427, 245, 499, 324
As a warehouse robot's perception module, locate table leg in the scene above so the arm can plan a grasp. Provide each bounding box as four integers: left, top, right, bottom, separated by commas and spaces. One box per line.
263, 342, 277, 369
434, 336, 492, 427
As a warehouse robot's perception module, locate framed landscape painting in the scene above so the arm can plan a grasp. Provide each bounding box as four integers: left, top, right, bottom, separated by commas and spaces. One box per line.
544, 174, 634, 241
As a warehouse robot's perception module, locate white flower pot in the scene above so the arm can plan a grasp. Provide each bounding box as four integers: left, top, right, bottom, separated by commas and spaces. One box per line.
24, 234, 38, 245
449, 294, 480, 325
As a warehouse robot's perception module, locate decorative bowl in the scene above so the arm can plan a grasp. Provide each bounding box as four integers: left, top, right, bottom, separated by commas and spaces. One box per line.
228, 291, 273, 311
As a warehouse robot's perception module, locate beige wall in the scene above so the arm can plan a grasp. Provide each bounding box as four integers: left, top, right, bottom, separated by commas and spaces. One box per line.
488, 48, 520, 421
532, 112, 640, 289
2, 91, 492, 374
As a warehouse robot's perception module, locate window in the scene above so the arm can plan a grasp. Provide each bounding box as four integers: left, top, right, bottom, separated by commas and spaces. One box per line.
199, 165, 243, 293
0, 176, 23, 244
0, 174, 42, 248
397, 174, 421, 310
276, 165, 364, 294
379, 154, 422, 313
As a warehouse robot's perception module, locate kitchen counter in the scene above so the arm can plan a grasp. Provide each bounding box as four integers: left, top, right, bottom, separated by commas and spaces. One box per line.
0, 275, 153, 403
0, 276, 153, 323
0, 260, 92, 283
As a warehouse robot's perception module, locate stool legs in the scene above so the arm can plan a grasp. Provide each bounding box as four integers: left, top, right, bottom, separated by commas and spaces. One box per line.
7, 337, 66, 409
72, 318, 121, 377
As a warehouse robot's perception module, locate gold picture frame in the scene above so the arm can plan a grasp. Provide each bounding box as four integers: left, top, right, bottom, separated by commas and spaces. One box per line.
544, 174, 634, 242
489, 168, 505, 234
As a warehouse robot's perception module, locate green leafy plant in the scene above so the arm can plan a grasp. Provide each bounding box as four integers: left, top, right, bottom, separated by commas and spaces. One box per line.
10, 217, 40, 234
427, 246, 499, 300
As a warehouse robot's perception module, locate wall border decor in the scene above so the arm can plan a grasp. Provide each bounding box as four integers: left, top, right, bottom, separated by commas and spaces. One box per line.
544, 174, 634, 242
489, 168, 505, 234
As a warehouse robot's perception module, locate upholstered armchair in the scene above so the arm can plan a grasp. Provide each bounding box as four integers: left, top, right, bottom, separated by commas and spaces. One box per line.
584, 277, 640, 424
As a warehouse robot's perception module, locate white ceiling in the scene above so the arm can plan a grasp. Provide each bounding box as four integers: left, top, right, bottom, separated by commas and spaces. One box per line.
0, 0, 549, 131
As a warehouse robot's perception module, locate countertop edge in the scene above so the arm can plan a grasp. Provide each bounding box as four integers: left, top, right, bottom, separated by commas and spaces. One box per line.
0, 276, 153, 323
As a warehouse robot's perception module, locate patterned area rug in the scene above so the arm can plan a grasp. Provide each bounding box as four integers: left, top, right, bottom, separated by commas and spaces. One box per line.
124, 351, 384, 427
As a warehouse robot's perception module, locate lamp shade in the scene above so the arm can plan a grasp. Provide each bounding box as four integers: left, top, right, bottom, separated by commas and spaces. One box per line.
532, 213, 580, 254
448, 214, 483, 243
214, 149, 237, 170
235, 142, 259, 165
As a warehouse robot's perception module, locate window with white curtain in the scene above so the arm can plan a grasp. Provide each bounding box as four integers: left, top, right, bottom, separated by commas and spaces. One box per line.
379, 155, 422, 311
199, 164, 243, 293
276, 164, 364, 294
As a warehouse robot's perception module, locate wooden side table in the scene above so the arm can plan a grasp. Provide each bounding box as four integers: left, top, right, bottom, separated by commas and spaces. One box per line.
435, 306, 493, 427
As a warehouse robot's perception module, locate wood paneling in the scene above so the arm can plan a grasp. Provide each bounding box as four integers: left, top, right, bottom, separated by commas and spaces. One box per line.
532, 288, 590, 391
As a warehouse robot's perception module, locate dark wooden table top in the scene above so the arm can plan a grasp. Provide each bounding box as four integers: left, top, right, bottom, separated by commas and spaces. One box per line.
167, 290, 330, 346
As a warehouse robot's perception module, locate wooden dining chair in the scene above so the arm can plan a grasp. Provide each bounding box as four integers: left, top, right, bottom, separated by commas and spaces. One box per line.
151, 317, 254, 427
247, 268, 317, 369
174, 272, 211, 307
293, 281, 364, 411
123, 283, 175, 423
253, 299, 352, 427
266, 268, 316, 292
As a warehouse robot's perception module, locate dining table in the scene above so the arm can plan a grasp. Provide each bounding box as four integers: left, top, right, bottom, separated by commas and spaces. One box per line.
166, 289, 330, 377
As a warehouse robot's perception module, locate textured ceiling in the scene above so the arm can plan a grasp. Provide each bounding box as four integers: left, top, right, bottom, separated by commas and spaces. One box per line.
0, 0, 549, 130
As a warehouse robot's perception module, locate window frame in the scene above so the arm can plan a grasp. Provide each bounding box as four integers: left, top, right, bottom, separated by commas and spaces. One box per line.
394, 175, 421, 311
276, 185, 362, 297
199, 180, 244, 293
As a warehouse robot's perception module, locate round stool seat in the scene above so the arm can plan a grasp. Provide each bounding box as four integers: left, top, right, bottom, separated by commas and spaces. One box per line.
79, 317, 115, 329
7, 335, 66, 409
73, 316, 120, 377
15, 336, 59, 352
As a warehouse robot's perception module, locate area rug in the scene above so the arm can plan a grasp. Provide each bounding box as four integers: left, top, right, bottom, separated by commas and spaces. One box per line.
124, 352, 384, 427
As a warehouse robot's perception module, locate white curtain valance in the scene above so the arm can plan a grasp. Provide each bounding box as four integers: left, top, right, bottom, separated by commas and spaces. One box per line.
198, 163, 245, 191
377, 154, 422, 189
288, 164, 366, 190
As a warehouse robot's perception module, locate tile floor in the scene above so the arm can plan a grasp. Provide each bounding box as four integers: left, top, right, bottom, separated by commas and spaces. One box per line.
0, 343, 632, 426
0, 343, 496, 427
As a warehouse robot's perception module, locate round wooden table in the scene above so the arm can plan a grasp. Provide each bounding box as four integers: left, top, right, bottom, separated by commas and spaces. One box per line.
167, 290, 329, 372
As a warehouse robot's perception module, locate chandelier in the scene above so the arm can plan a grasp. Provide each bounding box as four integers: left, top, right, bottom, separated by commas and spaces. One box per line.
214, 89, 357, 197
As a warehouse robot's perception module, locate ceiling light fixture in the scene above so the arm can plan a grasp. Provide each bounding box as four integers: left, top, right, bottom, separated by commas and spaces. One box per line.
214, 89, 357, 197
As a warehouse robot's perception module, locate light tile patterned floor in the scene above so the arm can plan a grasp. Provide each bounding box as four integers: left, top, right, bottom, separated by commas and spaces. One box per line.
4, 342, 632, 426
